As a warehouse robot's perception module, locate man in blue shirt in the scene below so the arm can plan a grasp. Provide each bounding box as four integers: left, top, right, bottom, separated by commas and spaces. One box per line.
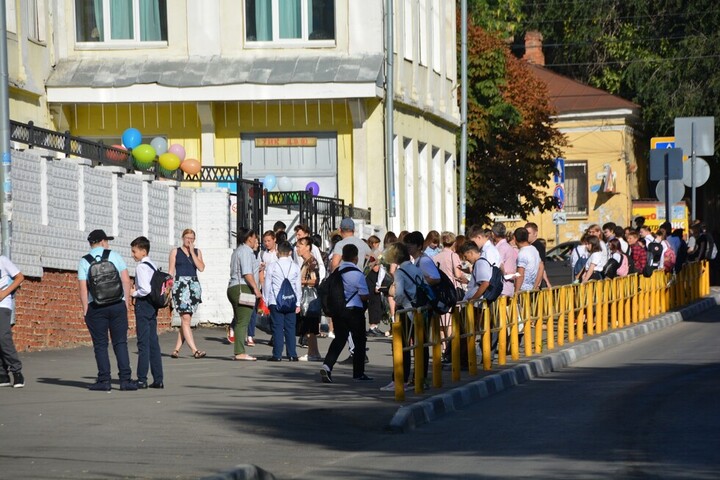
320, 244, 371, 383
78, 230, 136, 391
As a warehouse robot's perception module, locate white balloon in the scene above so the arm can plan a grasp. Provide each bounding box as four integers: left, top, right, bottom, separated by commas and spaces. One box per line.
278, 176, 293, 191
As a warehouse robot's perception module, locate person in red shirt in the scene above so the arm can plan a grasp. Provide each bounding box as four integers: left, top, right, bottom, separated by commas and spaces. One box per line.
626, 230, 646, 273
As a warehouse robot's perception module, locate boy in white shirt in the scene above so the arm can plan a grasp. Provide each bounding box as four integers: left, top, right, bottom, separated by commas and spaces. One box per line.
0, 255, 25, 388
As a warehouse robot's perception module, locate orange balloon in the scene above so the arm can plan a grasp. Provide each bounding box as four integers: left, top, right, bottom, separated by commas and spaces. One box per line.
180, 158, 201, 175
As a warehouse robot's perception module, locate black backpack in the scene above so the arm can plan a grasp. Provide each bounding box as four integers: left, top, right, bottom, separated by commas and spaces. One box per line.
84, 249, 124, 306
430, 264, 458, 314
479, 257, 503, 303
572, 247, 588, 277
643, 242, 662, 277
398, 267, 435, 309
274, 265, 297, 314
142, 262, 174, 309
318, 266, 359, 317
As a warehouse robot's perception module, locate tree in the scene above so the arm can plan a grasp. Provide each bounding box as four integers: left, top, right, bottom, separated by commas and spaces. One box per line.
461, 18, 566, 225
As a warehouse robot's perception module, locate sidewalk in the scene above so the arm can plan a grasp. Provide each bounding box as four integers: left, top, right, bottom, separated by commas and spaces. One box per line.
2, 290, 718, 479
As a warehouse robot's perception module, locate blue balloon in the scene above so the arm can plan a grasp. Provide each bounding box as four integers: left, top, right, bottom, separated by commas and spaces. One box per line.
122, 128, 142, 149
263, 174, 277, 191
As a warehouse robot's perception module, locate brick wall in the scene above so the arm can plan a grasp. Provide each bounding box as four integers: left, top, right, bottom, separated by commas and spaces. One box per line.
12, 269, 173, 352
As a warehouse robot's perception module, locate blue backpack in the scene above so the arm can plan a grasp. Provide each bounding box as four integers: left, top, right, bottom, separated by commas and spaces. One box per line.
274, 265, 297, 314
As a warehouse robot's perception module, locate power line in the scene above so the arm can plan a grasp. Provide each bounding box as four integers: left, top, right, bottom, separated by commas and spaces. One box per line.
544, 53, 720, 67
512, 33, 717, 50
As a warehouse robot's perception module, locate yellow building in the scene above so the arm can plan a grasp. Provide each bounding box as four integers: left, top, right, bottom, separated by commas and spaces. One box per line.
497, 36, 643, 246
6, 0, 460, 234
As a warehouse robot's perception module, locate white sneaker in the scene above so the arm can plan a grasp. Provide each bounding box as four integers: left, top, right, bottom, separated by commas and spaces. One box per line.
298, 354, 322, 362
327, 332, 335, 339
380, 381, 396, 391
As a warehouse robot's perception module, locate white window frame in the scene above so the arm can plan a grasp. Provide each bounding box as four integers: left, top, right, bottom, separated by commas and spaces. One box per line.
27, 0, 46, 44
403, 0, 414, 61
565, 161, 589, 217
431, 0, 441, 73
74, 0, 168, 49
6, 1, 17, 34
244, 0, 336, 48
418, 0, 428, 66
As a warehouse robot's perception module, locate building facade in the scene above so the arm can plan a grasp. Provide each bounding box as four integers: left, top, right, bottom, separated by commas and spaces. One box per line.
6, 0, 460, 235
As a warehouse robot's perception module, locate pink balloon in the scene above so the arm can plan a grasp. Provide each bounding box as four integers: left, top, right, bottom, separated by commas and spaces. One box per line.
168, 144, 186, 162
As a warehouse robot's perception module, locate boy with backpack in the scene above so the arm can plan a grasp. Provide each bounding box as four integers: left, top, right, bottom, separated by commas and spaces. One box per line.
78, 230, 136, 391
263, 241, 301, 362
129, 236, 164, 389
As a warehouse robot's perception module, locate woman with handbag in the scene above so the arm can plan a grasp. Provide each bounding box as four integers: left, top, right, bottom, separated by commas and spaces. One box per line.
227, 228, 261, 361
296, 237, 323, 361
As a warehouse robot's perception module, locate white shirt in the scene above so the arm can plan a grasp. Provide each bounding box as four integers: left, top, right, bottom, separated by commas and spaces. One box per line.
0, 256, 21, 310
133, 256, 157, 298
587, 251, 607, 272
481, 241, 501, 267
517, 245, 540, 292
263, 256, 301, 307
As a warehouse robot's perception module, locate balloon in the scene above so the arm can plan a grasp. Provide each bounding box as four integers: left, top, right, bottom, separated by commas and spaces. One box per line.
278, 176, 293, 191
131, 143, 156, 170
305, 181, 320, 196
106, 144, 128, 162
158, 152, 181, 171
180, 158, 201, 175
168, 143, 186, 162
121, 128, 142, 149
263, 174, 277, 191
150, 137, 168, 155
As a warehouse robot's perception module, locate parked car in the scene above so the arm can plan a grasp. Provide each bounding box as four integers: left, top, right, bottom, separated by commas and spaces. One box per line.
544, 241, 580, 286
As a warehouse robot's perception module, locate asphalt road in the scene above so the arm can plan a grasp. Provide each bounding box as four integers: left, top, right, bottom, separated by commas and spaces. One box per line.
2, 304, 719, 479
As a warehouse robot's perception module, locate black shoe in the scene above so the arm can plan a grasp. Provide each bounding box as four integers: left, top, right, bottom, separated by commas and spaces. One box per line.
89, 381, 111, 391
12, 372, 25, 388
120, 381, 138, 391
289, 356, 299, 362
267, 357, 282, 362
0, 374, 11, 387
367, 327, 383, 337
135, 380, 149, 389
339, 355, 354, 365
353, 374, 374, 381
320, 367, 333, 384
149, 382, 164, 389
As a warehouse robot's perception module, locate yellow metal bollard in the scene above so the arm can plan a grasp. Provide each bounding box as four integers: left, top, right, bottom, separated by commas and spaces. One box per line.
482, 304, 492, 370
451, 307, 461, 382
547, 289, 556, 351
431, 312, 442, 390
600, 279, 609, 333
391, 315, 405, 402
523, 292, 533, 358
576, 283, 585, 341
609, 278, 618, 330
568, 284, 576, 344
557, 287, 566, 347
585, 282, 594, 336
467, 304, 478, 376
534, 291, 544, 354
510, 296, 520, 361
498, 296, 508, 365
414, 310, 425, 394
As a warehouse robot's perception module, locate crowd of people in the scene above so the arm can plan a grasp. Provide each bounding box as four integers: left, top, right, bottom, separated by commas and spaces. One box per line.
0, 215, 715, 393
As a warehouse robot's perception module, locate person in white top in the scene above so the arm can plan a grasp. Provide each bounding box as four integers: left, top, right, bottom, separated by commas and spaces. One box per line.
513, 228, 541, 292
293, 224, 326, 281
0, 254, 25, 388
581, 236, 606, 283
467, 225, 501, 267
263, 241, 302, 362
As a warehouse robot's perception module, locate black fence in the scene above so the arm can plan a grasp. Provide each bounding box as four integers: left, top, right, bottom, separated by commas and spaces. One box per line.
9, 120, 371, 242
9, 120, 182, 180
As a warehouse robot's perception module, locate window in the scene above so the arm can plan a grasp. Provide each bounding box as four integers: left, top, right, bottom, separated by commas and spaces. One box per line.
245, 0, 335, 44
565, 161, 588, 217
75, 0, 168, 44
6, 1, 16, 34
28, 0, 47, 43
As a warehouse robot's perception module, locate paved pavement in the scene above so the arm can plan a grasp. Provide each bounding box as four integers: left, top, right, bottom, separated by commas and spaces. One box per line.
2, 289, 718, 479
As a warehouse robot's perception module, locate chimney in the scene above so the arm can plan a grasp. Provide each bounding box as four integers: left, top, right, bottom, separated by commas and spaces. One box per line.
522, 31, 545, 66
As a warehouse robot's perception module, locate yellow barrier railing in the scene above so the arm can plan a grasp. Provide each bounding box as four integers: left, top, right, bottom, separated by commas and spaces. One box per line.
389, 260, 710, 401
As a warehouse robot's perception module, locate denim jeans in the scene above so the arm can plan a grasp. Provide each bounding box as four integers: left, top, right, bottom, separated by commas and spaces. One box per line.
85, 301, 132, 383
0, 308, 21, 373
135, 298, 163, 384
247, 308, 257, 337
270, 305, 298, 359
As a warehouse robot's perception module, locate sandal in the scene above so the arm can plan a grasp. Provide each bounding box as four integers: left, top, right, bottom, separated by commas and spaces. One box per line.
193, 350, 206, 359
171, 350, 180, 359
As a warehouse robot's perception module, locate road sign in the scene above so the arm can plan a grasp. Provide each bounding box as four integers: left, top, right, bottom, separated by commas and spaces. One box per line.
651, 136, 675, 150
674, 117, 715, 156
553, 184, 565, 210
552, 212, 567, 225
554, 158, 565, 184
655, 180, 685, 204
649, 148, 683, 181
682, 157, 711, 188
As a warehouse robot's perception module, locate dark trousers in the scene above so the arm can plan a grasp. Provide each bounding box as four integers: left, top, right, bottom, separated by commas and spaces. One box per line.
270, 305, 298, 359
0, 308, 21, 374
323, 307, 367, 378
135, 298, 163, 384
85, 301, 132, 383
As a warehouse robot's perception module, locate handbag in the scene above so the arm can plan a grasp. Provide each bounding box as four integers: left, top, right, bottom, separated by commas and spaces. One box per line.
300, 286, 322, 316
238, 291, 256, 307
255, 313, 273, 335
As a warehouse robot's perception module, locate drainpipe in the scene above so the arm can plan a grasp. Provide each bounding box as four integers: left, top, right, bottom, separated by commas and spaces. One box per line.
0, 1, 12, 256
385, 0, 396, 226
459, 0, 467, 234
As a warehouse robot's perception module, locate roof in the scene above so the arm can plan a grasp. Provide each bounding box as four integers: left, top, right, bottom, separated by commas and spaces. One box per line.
46, 54, 384, 89
527, 64, 639, 116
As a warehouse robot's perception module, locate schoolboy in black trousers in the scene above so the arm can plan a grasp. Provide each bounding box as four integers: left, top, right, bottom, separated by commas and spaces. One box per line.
130, 236, 164, 389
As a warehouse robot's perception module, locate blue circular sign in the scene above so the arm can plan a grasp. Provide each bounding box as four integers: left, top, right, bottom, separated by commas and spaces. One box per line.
553, 184, 565, 210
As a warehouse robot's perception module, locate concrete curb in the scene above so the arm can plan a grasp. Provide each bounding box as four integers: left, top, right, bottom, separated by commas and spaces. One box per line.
389, 293, 720, 433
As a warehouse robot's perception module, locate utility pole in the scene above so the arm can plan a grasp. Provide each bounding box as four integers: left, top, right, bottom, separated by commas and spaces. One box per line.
459, 0, 467, 234
384, 0, 396, 227
0, 0, 12, 256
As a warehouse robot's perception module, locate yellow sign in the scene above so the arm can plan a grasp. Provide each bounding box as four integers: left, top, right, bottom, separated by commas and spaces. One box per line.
632, 201, 689, 233
255, 137, 317, 147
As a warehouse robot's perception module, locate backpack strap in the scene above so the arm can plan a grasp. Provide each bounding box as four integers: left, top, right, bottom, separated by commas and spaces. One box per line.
101, 249, 111, 261
337, 266, 360, 304
142, 261, 157, 272
83, 253, 95, 265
